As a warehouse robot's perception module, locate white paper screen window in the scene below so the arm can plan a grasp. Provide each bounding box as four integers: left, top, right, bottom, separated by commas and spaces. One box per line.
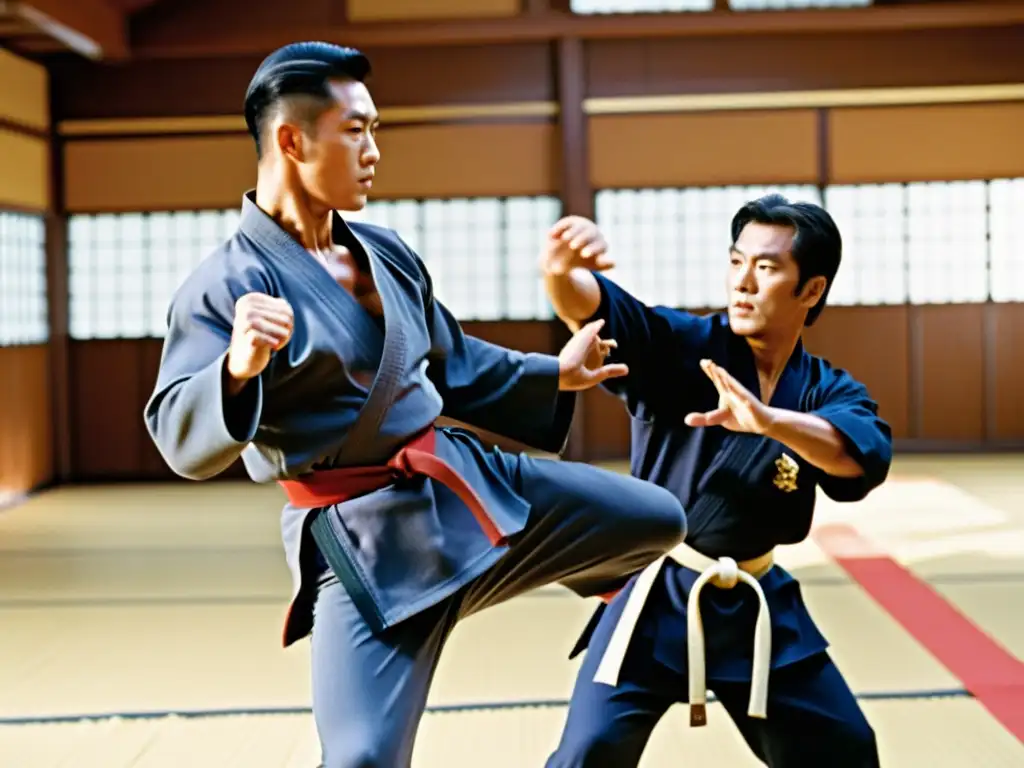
345, 196, 559, 320
594, 185, 821, 309
68, 210, 240, 339
0, 211, 47, 346
905, 180, 988, 305
823, 184, 907, 305
989, 177, 1024, 303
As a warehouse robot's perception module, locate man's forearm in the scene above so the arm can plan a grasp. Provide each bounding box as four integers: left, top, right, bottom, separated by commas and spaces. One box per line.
543, 267, 602, 330
764, 408, 864, 478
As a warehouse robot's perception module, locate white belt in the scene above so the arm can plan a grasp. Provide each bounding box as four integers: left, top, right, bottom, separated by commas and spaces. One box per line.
592, 542, 774, 727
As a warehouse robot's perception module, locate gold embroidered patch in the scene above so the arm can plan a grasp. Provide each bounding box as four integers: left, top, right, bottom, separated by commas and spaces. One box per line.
773, 453, 799, 493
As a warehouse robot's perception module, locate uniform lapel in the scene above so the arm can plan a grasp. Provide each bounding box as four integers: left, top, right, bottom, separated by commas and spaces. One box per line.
693, 335, 808, 497
237, 193, 408, 463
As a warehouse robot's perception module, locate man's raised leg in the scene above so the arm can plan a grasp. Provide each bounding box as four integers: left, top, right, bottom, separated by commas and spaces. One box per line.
310, 571, 460, 768
310, 454, 685, 768
458, 453, 686, 619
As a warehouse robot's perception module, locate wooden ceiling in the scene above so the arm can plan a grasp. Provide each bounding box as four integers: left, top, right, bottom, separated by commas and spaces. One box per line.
0, 0, 1022, 63
0, 0, 162, 59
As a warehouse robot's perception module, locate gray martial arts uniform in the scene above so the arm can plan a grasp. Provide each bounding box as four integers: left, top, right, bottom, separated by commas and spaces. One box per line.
144, 192, 687, 768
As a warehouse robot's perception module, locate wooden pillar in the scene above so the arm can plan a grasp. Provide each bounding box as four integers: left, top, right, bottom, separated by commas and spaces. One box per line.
46, 83, 72, 483
554, 35, 595, 462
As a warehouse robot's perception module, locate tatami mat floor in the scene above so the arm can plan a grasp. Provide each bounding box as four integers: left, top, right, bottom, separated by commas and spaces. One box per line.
1, 455, 1022, 766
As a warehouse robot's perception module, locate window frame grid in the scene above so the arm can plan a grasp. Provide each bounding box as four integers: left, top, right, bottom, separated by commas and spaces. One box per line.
67, 195, 560, 339
61, 178, 1024, 342
593, 179, 1019, 310
342, 194, 559, 323
0, 209, 48, 347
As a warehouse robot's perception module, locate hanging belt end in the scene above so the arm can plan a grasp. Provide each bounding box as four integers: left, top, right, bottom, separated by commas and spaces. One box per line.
747, 695, 769, 720
689, 703, 707, 727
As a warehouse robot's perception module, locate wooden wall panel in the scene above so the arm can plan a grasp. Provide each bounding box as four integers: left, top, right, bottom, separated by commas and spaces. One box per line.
374, 123, 559, 199
0, 346, 52, 495
63, 135, 255, 212
573, 304, 1019, 458
62, 122, 558, 212
915, 304, 986, 442
0, 127, 49, 211
988, 303, 1024, 442
0, 50, 51, 497
588, 111, 818, 189
65, 300, 1024, 481
348, 0, 518, 21
75, 324, 559, 482
138, 338, 183, 480
830, 102, 1024, 184
0, 48, 49, 131
580, 387, 631, 462
803, 306, 911, 440
50, 55, 267, 120
0, 46, 49, 213
586, 28, 1024, 98
46, 26, 1024, 124
70, 340, 150, 479
459, 320, 557, 355
132, 0, 338, 51
50, 45, 553, 120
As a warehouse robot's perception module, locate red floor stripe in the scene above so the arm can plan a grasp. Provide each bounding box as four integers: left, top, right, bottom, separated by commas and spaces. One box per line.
813, 523, 1024, 742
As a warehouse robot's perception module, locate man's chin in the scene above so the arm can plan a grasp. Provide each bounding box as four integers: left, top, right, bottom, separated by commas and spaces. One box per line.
727, 313, 763, 336
332, 194, 368, 213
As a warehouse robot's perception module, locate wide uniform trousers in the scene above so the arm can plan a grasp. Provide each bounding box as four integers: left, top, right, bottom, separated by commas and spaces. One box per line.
545, 574, 880, 767
309, 453, 688, 768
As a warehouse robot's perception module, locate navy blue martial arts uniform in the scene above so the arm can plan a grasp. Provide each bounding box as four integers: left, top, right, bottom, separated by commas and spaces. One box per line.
144, 193, 687, 768
547, 273, 892, 767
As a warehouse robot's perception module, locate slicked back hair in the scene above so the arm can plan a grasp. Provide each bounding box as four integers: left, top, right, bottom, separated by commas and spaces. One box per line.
730, 193, 842, 326
243, 41, 371, 158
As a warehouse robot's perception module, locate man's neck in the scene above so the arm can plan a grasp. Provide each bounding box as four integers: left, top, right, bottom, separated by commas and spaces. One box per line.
745, 327, 802, 383
254, 167, 333, 252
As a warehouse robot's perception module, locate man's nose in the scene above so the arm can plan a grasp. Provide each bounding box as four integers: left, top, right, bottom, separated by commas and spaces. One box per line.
732, 264, 755, 293
364, 135, 381, 164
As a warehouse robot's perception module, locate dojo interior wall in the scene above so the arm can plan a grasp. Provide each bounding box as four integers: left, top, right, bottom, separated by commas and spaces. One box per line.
31, 4, 1024, 482
0, 48, 52, 498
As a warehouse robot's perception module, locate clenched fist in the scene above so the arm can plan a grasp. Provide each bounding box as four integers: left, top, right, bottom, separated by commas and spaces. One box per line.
226, 293, 294, 387
542, 216, 615, 277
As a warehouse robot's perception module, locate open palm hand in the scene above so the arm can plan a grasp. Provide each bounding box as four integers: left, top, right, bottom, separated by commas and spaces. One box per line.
684, 359, 776, 434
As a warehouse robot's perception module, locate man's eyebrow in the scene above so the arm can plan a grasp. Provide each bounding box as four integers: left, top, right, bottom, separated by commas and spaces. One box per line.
730, 246, 785, 261
342, 109, 380, 124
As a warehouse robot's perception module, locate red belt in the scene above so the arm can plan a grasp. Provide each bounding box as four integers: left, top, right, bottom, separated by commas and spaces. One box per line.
277, 429, 506, 546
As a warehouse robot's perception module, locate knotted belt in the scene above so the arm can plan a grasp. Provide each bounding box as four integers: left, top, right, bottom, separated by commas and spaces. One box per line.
592, 542, 774, 727
277, 427, 508, 546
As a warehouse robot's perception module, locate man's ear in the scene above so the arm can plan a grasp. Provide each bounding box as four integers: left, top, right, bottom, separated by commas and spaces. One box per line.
799, 275, 827, 309
276, 121, 305, 162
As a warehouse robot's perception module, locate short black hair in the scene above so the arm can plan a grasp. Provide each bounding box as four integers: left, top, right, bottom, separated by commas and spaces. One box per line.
730, 193, 841, 326
243, 41, 372, 158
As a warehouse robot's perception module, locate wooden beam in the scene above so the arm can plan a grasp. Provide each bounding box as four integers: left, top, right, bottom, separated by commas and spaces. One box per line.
130, 1, 1024, 58
1, 0, 128, 59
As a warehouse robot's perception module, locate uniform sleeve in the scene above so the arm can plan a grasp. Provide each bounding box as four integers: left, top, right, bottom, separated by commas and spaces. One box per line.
399, 237, 576, 455
586, 272, 707, 412
812, 373, 893, 502
143, 267, 265, 481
